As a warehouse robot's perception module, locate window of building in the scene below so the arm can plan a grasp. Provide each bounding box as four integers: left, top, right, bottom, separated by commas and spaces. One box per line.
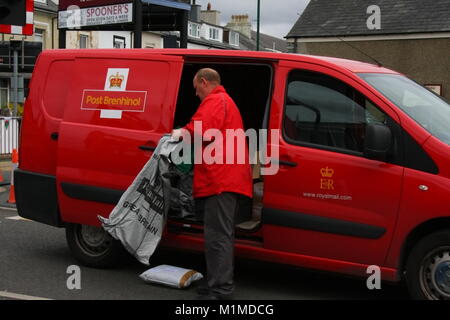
113, 35, 126, 48
35, 28, 45, 48
188, 22, 201, 38
0, 79, 9, 115
229, 31, 239, 46
284, 70, 388, 154
80, 34, 89, 48
208, 27, 220, 41
0, 88, 8, 114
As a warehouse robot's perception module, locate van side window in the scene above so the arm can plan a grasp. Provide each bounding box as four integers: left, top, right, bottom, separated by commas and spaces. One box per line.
283, 70, 387, 154
43, 60, 73, 119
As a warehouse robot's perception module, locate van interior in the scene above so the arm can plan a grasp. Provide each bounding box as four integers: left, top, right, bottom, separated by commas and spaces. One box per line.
170, 62, 273, 238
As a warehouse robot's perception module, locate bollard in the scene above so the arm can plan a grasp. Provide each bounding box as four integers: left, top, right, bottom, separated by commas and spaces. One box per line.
7, 149, 18, 204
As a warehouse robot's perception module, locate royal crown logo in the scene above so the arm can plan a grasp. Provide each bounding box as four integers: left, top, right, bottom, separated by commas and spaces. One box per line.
109, 72, 125, 88
320, 166, 334, 178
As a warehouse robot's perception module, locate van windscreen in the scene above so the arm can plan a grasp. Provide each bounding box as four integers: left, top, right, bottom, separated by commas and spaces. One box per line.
359, 73, 450, 145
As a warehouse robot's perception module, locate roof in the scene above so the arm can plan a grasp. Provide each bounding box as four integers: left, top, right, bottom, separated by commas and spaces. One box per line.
287, 0, 450, 38
46, 48, 399, 74
251, 31, 287, 52
238, 31, 287, 52
188, 37, 239, 50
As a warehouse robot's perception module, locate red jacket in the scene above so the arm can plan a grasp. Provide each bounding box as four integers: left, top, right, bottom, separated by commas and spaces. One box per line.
184, 86, 253, 199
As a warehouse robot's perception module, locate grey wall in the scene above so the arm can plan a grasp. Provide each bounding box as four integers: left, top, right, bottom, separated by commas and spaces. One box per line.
297, 38, 450, 101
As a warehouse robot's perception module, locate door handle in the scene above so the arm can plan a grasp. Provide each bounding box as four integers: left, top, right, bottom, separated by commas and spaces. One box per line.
139, 145, 156, 152
50, 132, 59, 141
278, 159, 298, 167
267, 158, 298, 167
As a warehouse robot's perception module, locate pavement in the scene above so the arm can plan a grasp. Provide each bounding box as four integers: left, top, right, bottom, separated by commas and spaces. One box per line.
0, 160, 15, 209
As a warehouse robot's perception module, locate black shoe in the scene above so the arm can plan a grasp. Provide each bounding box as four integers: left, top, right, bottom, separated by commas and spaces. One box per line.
195, 279, 210, 295
196, 285, 210, 295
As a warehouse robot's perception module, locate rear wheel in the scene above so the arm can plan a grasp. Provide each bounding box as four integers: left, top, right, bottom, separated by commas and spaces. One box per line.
66, 223, 129, 268
406, 230, 450, 300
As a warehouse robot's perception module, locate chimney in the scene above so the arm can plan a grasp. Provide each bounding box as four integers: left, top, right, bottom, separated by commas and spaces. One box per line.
226, 14, 252, 39
190, 4, 201, 23
201, 2, 221, 26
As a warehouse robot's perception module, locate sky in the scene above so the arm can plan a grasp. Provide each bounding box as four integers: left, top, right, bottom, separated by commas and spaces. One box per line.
194, 0, 310, 39
50, 0, 310, 39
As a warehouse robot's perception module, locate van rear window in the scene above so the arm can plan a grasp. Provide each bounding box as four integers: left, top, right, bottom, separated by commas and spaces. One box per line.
43, 60, 73, 119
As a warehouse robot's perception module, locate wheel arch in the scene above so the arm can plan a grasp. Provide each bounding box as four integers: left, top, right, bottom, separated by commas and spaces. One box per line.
399, 217, 450, 279
66, 222, 131, 268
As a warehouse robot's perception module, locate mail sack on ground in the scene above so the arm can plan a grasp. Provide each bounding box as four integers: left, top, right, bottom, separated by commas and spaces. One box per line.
139, 264, 203, 289
98, 135, 182, 265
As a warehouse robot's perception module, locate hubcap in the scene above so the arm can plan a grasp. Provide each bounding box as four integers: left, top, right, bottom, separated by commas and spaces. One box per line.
432, 253, 450, 295
420, 247, 450, 300
76, 225, 112, 257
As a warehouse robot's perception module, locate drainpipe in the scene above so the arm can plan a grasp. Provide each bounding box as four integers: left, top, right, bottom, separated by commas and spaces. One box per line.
256, 0, 260, 51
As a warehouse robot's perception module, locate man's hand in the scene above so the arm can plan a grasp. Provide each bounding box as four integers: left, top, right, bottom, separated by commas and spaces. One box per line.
171, 128, 185, 141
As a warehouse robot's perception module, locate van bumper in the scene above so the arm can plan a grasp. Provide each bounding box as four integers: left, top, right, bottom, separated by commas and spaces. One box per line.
14, 169, 64, 227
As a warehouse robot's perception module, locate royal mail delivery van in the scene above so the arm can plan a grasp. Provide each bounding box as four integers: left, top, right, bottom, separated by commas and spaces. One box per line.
15, 49, 450, 299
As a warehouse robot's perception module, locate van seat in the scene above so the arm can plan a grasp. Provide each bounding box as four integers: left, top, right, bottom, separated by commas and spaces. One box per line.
236, 181, 263, 233
236, 219, 261, 233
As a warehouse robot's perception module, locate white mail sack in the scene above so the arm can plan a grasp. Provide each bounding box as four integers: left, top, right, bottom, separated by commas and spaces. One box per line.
139, 265, 203, 289
98, 136, 176, 265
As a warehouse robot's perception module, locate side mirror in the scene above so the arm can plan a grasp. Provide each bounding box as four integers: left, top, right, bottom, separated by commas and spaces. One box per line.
364, 123, 392, 162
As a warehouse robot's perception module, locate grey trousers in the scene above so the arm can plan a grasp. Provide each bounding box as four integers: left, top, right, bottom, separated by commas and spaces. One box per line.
204, 192, 238, 296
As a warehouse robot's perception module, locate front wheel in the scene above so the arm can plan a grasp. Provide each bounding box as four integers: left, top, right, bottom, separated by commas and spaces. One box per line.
66, 223, 129, 268
406, 229, 450, 300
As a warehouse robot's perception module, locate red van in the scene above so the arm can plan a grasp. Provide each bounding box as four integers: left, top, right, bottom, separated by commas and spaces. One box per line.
15, 49, 450, 299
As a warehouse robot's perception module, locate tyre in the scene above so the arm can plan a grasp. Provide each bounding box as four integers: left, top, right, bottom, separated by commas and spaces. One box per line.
66, 223, 130, 268
406, 229, 450, 300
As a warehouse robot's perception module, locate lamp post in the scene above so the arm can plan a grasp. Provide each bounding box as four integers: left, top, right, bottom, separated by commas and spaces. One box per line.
256, 0, 260, 51
133, 0, 142, 48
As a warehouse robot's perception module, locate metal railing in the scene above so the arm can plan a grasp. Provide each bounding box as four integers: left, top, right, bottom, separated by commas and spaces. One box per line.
0, 117, 21, 155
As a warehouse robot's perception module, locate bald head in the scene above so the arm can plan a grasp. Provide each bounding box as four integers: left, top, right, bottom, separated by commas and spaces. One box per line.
193, 68, 221, 101
194, 68, 221, 85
